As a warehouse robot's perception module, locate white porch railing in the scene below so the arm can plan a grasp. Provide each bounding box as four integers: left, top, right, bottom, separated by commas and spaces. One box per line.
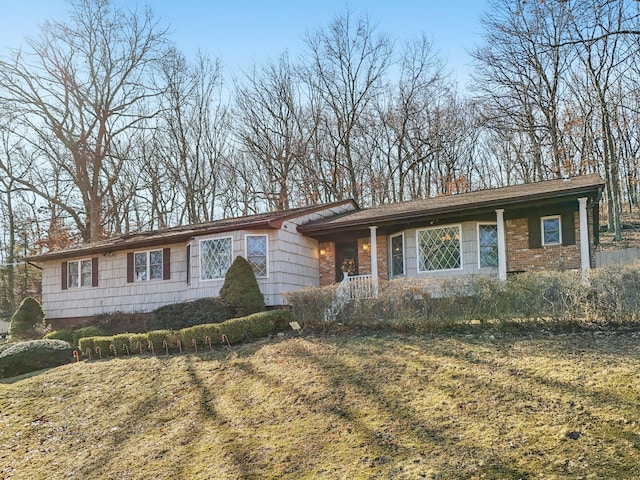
324, 273, 379, 322
337, 273, 377, 300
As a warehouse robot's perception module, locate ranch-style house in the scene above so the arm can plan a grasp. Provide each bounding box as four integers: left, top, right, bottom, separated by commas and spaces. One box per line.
27, 174, 605, 329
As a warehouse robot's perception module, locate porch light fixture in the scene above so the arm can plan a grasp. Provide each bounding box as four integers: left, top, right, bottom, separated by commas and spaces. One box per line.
362, 241, 370, 252
319, 247, 327, 257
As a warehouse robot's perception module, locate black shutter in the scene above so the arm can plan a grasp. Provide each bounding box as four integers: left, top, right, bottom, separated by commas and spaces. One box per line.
61, 261, 68, 290
127, 253, 134, 283
92, 257, 99, 287
186, 245, 191, 284
528, 217, 542, 249
561, 211, 576, 246
162, 248, 171, 280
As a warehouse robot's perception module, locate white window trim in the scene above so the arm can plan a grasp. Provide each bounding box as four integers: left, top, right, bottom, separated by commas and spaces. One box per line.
390, 232, 405, 277
134, 249, 163, 282
541, 215, 562, 246
68, 258, 92, 288
199, 236, 233, 281
245, 234, 269, 278
416, 224, 464, 273
477, 222, 498, 269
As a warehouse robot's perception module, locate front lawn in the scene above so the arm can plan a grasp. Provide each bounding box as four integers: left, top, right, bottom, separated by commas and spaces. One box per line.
1, 330, 639, 479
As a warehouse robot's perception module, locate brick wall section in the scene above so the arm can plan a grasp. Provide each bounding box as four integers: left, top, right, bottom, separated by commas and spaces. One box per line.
319, 241, 335, 286
319, 234, 389, 286
506, 212, 582, 272
357, 235, 389, 280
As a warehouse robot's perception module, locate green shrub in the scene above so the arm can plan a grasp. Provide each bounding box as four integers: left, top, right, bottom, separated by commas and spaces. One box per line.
78, 337, 96, 356
179, 323, 223, 350
112, 334, 133, 355
44, 329, 74, 344
8, 297, 46, 342
80, 312, 151, 335
0, 339, 75, 379
220, 256, 266, 317
127, 333, 150, 354
73, 326, 106, 346
146, 330, 172, 353
93, 337, 114, 358
150, 298, 232, 330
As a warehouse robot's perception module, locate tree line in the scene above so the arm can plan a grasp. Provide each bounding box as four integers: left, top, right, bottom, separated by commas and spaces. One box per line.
1, 0, 639, 312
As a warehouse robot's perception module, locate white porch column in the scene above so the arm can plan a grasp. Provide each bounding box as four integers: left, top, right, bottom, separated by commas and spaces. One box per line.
369, 226, 379, 296
496, 209, 507, 281
578, 197, 590, 276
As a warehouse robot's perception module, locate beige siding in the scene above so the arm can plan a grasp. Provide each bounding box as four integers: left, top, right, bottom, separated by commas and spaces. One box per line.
40, 243, 189, 319
40, 202, 354, 319
398, 221, 498, 279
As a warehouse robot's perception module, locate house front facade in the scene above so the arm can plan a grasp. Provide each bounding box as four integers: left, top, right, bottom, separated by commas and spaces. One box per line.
299, 174, 604, 289
28, 174, 604, 329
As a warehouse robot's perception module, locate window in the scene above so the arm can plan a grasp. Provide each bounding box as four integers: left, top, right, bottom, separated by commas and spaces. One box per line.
390, 234, 404, 276
478, 224, 499, 268
134, 250, 163, 281
246, 235, 268, 277
417, 225, 462, 272
542, 215, 561, 246
62, 258, 97, 289
200, 237, 232, 280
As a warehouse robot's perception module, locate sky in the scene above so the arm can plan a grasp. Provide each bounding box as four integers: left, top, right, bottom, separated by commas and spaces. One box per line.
0, 0, 490, 87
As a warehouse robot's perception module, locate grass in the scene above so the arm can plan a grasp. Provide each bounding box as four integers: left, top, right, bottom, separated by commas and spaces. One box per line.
1, 330, 640, 479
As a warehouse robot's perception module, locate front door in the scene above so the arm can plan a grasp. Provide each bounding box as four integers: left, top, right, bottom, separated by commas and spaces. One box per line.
335, 242, 358, 282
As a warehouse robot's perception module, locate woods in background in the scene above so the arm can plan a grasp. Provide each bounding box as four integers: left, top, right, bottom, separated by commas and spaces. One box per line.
1, 0, 639, 311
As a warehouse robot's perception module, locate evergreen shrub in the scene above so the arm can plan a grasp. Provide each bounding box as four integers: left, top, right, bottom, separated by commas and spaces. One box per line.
150, 297, 232, 330
73, 326, 106, 346
220, 256, 266, 317
8, 297, 46, 341
0, 339, 75, 378
44, 329, 74, 343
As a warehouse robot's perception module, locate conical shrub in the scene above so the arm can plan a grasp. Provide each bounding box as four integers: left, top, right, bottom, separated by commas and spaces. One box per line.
8, 297, 46, 342
220, 256, 266, 317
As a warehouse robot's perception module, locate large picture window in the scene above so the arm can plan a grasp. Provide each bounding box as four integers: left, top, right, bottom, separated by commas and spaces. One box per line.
390, 234, 404, 276
246, 235, 268, 277
542, 215, 561, 246
478, 224, 499, 268
200, 237, 232, 280
417, 225, 462, 272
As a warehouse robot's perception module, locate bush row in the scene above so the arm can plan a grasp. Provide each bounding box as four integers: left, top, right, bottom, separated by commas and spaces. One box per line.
78, 309, 292, 358
283, 263, 640, 332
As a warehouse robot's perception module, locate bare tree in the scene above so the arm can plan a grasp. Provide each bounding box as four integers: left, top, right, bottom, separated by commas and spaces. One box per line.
472, 0, 573, 181
153, 48, 230, 225
234, 53, 308, 210
301, 10, 393, 204
0, 0, 167, 242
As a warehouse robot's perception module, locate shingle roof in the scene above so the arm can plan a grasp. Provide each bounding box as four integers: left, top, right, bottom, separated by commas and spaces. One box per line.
298, 174, 605, 235
27, 200, 357, 262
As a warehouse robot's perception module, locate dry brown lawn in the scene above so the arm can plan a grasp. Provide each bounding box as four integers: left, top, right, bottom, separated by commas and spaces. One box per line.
1, 330, 640, 479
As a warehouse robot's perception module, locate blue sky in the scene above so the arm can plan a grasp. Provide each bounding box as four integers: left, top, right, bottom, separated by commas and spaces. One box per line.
0, 1, 489, 86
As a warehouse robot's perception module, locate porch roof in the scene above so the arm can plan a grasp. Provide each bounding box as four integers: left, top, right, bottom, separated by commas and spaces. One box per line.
298, 174, 604, 237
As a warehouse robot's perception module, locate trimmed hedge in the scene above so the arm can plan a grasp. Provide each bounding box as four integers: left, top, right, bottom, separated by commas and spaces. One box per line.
0, 339, 75, 378
79, 309, 293, 358
45, 329, 74, 343
150, 298, 232, 331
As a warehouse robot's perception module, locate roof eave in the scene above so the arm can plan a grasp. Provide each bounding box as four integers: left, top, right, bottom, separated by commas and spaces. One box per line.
299, 182, 604, 235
